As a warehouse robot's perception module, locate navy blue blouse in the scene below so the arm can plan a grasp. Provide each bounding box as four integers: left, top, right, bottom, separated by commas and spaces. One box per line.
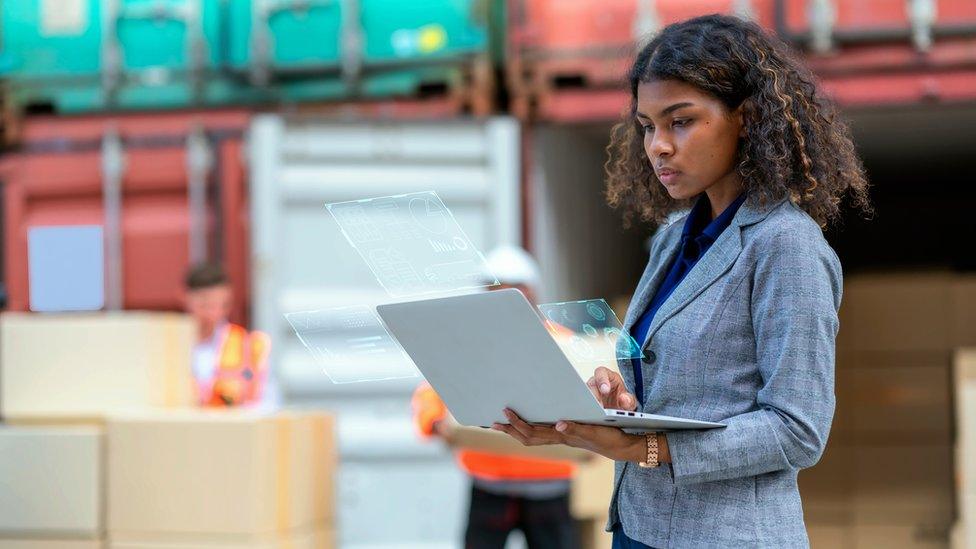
629, 192, 747, 405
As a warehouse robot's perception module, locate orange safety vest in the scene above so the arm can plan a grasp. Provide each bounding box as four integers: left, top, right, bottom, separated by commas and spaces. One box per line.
411, 382, 575, 482
199, 323, 271, 407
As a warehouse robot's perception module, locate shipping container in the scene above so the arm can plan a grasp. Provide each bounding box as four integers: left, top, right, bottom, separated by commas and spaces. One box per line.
226, 0, 493, 106
525, 100, 976, 547
508, 0, 976, 121
776, 0, 976, 108
0, 0, 245, 113
0, 0, 495, 115
249, 114, 521, 547
0, 110, 250, 322
776, 0, 976, 54
506, 0, 776, 119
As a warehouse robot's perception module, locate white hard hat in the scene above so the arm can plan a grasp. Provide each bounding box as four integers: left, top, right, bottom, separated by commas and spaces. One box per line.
484, 244, 541, 288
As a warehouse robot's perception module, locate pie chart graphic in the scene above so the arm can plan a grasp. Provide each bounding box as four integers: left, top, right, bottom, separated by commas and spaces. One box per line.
409, 196, 449, 234
586, 302, 607, 321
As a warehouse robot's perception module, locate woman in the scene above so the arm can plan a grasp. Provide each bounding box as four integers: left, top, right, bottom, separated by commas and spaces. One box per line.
492, 14, 872, 548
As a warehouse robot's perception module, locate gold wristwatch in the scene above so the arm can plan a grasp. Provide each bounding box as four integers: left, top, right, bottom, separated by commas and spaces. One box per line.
638, 433, 660, 468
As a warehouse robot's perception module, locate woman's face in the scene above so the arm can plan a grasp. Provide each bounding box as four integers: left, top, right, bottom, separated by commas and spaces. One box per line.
635, 79, 745, 201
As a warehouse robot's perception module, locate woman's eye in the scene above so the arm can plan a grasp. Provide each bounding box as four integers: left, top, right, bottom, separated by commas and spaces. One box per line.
642, 125, 654, 133
672, 118, 691, 128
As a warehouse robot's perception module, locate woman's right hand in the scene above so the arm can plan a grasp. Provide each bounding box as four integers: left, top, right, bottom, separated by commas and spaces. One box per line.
586, 366, 638, 411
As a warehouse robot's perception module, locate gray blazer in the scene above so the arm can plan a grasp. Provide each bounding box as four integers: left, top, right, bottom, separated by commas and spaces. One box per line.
607, 194, 842, 548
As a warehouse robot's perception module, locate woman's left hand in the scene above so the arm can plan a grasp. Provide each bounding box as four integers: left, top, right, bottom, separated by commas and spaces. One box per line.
492, 408, 644, 462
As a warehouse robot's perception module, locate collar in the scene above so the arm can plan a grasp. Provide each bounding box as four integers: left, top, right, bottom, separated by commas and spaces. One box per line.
681, 191, 749, 243
732, 192, 790, 228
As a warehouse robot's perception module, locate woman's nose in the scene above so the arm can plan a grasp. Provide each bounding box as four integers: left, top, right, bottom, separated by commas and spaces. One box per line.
647, 134, 674, 159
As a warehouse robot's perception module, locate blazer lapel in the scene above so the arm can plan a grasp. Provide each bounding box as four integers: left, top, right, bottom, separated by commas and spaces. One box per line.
640, 226, 742, 346
622, 226, 683, 333
638, 194, 787, 346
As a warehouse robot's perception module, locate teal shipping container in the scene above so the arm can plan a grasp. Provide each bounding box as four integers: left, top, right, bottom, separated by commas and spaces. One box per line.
0, 0, 245, 112
0, 0, 491, 113
228, 0, 491, 101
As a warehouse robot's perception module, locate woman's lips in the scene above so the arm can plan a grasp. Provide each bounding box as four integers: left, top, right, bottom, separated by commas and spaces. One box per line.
657, 169, 680, 185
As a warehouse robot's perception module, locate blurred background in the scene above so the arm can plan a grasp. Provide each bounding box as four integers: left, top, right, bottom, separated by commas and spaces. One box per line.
1, 1, 975, 548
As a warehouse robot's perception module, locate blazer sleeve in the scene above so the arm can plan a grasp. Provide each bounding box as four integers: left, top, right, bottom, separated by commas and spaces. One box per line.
664, 226, 842, 486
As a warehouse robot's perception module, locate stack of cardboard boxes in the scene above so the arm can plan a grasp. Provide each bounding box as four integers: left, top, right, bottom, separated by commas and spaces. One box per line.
953, 349, 976, 548
571, 457, 615, 549
0, 313, 336, 549
802, 272, 976, 548
0, 424, 104, 549
106, 410, 335, 548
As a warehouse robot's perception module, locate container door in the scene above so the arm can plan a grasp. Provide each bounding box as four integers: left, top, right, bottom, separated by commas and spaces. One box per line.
362, 0, 488, 62
228, 0, 343, 87
777, 0, 976, 52
509, 0, 773, 90
249, 114, 521, 547
0, 0, 104, 111
105, 0, 221, 108
0, 0, 102, 81
1, 112, 250, 322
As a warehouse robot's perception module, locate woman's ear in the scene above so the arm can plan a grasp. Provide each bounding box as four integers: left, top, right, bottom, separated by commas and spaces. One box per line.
734, 100, 752, 138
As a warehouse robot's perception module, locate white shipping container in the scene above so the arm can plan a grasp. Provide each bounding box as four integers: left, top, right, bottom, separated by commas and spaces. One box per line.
528, 124, 647, 306
248, 115, 521, 548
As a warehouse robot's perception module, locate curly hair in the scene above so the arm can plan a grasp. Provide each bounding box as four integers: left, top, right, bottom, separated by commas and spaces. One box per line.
605, 14, 872, 228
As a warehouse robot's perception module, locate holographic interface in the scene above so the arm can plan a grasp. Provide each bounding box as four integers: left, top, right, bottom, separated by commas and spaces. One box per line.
285, 306, 419, 384
326, 191, 499, 297
537, 299, 644, 366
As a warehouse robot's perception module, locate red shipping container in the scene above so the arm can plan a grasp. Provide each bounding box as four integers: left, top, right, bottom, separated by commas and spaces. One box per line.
508, 0, 776, 100
509, 0, 976, 121
778, 0, 976, 52
0, 111, 251, 324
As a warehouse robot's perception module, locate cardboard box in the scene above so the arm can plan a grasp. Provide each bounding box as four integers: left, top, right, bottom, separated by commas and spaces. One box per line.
833, 352, 951, 444
578, 518, 611, 549
799, 444, 853, 524
954, 350, 976, 501
837, 272, 954, 353
0, 541, 103, 549
446, 421, 591, 462
107, 410, 335, 537
953, 278, 976, 348
0, 425, 103, 538
837, 273, 976, 352
851, 444, 953, 525
311, 414, 337, 526
108, 527, 333, 549
0, 312, 195, 421
955, 349, 976, 448
851, 523, 951, 549
806, 523, 851, 549
954, 495, 975, 549
571, 456, 615, 520
950, 520, 966, 549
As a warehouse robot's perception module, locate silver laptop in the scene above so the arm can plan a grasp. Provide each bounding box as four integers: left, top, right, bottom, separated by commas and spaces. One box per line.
376, 289, 725, 433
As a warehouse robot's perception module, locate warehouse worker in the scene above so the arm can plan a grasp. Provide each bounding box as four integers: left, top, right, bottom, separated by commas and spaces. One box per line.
183, 262, 277, 409
412, 245, 580, 549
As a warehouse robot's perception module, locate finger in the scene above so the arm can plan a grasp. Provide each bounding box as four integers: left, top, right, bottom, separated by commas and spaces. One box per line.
504, 409, 540, 440
618, 392, 638, 411
585, 377, 603, 403
492, 423, 529, 445
505, 410, 564, 445
593, 367, 614, 395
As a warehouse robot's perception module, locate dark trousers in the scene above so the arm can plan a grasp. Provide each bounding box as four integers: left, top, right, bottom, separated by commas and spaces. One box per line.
611, 524, 658, 549
464, 485, 580, 549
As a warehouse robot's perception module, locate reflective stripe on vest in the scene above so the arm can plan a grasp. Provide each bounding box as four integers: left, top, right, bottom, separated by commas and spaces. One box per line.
208, 324, 270, 407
